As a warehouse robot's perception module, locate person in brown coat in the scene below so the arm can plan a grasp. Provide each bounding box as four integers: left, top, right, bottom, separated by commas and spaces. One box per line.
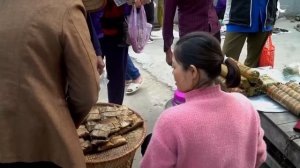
0, 0, 100, 167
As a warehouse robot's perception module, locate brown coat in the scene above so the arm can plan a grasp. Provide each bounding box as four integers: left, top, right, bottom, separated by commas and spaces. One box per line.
0, 0, 99, 167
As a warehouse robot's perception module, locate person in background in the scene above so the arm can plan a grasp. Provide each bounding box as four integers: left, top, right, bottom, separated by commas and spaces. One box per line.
157, 0, 164, 27
162, 0, 221, 111
140, 32, 266, 168
215, 0, 226, 20
0, 0, 100, 167
89, 0, 148, 104
126, 56, 144, 95
92, 0, 131, 105
87, 11, 105, 75
163, 0, 221, 66
222, 0, 278, 68
144, 0, 155, 43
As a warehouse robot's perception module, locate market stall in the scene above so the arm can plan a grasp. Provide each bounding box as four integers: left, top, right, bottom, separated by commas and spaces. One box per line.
247, 68, 300, 168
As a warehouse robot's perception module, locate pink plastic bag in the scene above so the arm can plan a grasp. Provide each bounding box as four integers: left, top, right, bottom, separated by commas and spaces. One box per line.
127, 5, 152, 53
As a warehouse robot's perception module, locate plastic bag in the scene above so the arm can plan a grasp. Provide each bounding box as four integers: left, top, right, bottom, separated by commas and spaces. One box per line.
127, 5, 152, 53
259, 35, 275, 68
283, 63, 300, 76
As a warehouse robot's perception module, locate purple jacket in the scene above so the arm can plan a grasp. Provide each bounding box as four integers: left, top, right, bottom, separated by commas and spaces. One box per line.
163, 0, 220, 51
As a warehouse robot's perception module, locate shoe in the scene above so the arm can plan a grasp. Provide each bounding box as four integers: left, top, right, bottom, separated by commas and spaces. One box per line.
147, 38, 154, 44
125, 80, 132, 86
126, 78, 143, 95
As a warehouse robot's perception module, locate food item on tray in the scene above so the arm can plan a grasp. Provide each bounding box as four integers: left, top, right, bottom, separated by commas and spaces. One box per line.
277, 84, 300, 101
286, 81, 300, 94
266, 85, 300, 116
90, 124, 111, 140
91, 139, 109, 146
85, 121, 97, 132
79, 138, 93, 154
77, 104, 143, 154
77, 125, 89, 138
118, 114, 144, 135
97, 135, 127, 152
86, 107, 101, 121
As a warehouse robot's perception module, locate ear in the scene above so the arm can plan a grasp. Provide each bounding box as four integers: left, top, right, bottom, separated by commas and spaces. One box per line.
189, 65, 200, 80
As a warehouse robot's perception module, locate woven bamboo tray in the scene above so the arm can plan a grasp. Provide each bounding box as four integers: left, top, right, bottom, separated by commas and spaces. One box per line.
85, 103, 146, 168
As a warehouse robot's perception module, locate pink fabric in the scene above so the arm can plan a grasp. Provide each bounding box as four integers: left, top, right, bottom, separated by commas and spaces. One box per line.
141, 85, 266, 168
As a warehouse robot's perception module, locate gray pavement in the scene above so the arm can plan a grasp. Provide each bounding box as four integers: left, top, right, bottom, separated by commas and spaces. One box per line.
98, 17, 300, 168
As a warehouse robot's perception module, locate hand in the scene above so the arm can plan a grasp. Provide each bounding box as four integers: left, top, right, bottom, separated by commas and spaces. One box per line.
135, 0, 142, 7
165, 48, 173, 66
96, 56, 105, 75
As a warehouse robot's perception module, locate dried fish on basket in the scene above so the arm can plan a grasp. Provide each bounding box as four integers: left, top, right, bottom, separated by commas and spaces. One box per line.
79, 138, 93, 154
77, 125, 89, 138
77, 103, 145, 155
266, 85, 300, 116
97, 135, 127, 152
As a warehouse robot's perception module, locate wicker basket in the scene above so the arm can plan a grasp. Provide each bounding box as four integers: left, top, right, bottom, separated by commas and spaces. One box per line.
85, 103, 146, 168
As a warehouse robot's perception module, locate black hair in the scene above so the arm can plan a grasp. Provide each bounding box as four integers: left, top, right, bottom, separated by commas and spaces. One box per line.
174, 31, 241, 88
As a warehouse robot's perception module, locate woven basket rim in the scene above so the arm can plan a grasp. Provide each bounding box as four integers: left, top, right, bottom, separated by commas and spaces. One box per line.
85, 102, 147, 164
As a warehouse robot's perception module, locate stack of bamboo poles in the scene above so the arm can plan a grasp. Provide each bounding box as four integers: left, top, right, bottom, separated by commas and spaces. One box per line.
218, 59, 300, 116
266, 82, 300, 116
218, 60, 274, 97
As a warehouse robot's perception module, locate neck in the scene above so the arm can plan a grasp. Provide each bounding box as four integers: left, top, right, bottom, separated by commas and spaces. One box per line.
192, 69, 215, 90
193, 80, 215, 90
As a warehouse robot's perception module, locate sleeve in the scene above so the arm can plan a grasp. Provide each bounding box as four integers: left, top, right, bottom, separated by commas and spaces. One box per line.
62, 1, 100, 127
163, 0, 177, 52
87, 13, 102, 56
255, 114, 267, 168
140, 112, 177, 168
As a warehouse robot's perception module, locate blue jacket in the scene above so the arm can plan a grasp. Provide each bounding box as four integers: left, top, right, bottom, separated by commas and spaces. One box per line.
223, 0, 278, 32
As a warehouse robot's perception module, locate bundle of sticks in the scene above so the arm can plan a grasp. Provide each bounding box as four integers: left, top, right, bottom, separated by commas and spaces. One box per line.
218, 59, 282, 96
77, 105, 143, 154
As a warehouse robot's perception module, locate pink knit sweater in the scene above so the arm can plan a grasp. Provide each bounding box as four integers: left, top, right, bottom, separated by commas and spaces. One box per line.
141, 85, 266, 168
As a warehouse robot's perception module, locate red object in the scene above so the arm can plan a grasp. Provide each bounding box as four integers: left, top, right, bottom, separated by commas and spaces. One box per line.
259, 35, 275, 68
294, 120, 300, 132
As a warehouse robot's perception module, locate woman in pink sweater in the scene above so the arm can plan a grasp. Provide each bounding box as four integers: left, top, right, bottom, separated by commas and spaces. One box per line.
140, 32, 266, 168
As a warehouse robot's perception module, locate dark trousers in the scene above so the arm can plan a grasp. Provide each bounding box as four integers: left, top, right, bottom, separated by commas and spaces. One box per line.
0, 162, 60, 168
223, 32, 270, 68
126, 55, 140, 81
100, 36, 128, 105
144, 1, 155, 25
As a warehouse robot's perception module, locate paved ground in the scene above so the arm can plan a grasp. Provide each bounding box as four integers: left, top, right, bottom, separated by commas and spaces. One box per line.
98, 17, 300, 167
